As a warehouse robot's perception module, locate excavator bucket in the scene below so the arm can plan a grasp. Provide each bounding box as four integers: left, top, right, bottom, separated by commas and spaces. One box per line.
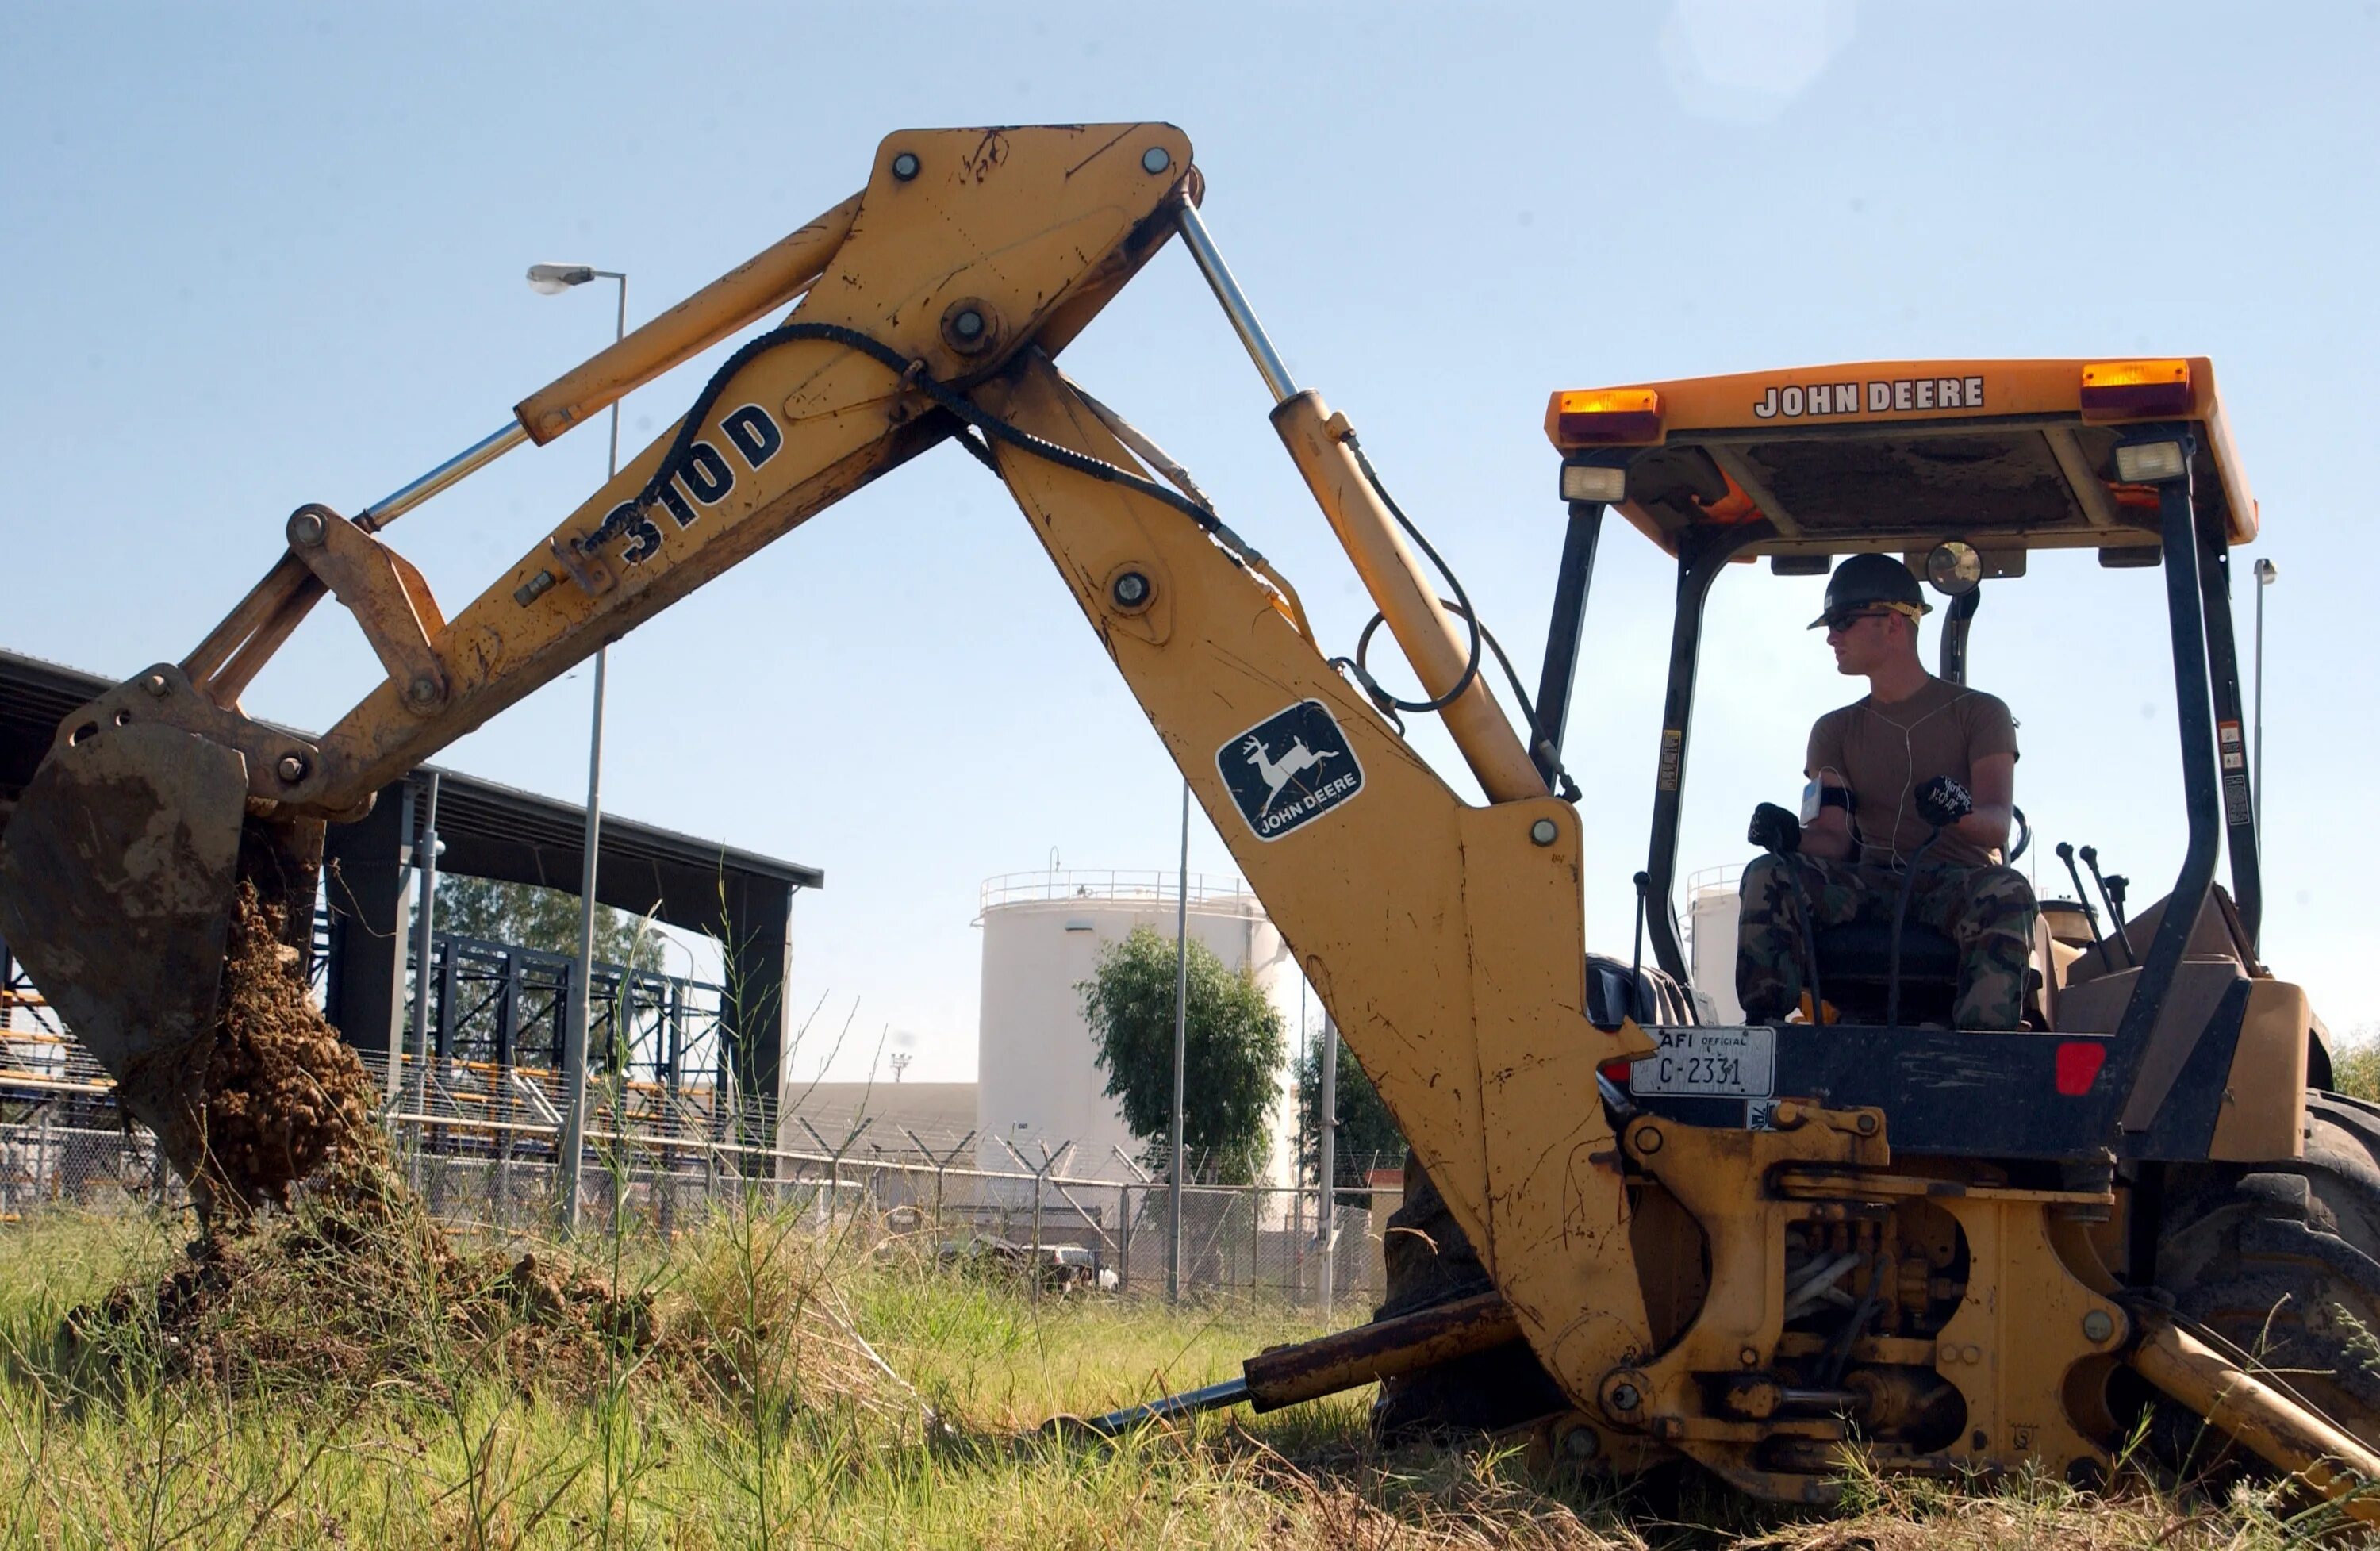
0, 721, 251, 1173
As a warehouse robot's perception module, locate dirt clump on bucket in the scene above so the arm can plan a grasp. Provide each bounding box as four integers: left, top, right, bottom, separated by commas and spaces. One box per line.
190, 882, 379, 1219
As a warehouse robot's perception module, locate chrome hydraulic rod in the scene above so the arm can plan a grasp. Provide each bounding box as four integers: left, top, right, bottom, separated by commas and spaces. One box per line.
181, 419, 530, 697
356, 422, 530, 531
1176, 202, 1298, 404
1175, 202, 1542, 801
1077, 1378, 1251, 1437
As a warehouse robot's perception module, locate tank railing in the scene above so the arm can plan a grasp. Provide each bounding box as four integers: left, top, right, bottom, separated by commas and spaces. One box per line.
979, 870, 1254, 914
1682, 864, 1745, 900
1677, 865, 1746, 994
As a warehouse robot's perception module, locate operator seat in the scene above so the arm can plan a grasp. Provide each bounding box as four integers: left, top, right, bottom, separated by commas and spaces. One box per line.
1810, 919, 2058, 1030
1811, 924, 1960, 1025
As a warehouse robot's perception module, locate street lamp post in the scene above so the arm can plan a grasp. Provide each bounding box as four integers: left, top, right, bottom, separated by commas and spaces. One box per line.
528, 262, 627, 1231
2255, 558, 2277, 844
1317, 1015, 1338, 1319
1167, 780, 1189, 1305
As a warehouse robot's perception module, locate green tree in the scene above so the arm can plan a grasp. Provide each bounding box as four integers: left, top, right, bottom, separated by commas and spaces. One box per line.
1296, 1033, 1405, 1190
435, 877, 667, 976
1077, 924, 1285, 1185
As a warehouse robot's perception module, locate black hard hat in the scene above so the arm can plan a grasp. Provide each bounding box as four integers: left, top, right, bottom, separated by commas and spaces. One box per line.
1807, 553, 1931, 629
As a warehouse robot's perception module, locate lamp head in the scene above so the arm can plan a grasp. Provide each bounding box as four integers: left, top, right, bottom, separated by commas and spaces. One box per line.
526, 263, 597, 295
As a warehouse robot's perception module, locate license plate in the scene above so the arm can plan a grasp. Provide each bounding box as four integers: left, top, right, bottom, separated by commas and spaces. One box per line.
1630, 1025, 1775, 1098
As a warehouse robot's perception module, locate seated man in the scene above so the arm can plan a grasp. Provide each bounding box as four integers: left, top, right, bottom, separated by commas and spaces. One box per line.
1737, 554, 2036, 1029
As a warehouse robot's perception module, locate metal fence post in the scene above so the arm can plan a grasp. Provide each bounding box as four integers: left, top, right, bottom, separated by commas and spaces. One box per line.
1118, 1184, 1131, 1292
1107, 1145, 1155, 1296
1257, 1189, 1276, 1294
1292, 1176, 1306, 1297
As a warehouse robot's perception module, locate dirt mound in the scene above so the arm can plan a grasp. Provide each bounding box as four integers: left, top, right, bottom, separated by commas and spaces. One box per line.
56, 881, 662, 1396
70, 1153, 657, 1399
189, 883, 379, 1217
64, 1170, 934, 1425
75, 885, 916, 1423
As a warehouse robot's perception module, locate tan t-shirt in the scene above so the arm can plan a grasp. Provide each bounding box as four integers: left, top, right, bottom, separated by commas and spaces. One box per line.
1806, 678, 2018, 869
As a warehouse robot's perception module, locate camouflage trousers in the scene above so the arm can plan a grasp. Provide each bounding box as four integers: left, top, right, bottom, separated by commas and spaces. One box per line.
1736, 854, 2036, 1030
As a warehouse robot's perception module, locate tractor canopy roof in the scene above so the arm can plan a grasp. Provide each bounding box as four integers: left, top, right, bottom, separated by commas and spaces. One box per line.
1544, 358, 2255, 568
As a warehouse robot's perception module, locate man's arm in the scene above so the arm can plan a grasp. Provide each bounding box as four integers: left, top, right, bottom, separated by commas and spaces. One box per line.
1800, 777, 1856, 860
1955, 751, 2016, 856
1800, 712, 1856, 859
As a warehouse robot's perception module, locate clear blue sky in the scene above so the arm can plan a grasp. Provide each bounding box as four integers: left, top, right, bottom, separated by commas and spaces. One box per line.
6, 3, 2374, 1078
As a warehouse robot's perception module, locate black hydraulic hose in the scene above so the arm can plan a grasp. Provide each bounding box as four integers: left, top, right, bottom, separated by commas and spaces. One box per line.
1349, 597, 1579, 800
1333, 432, 1485, 718
587, 320, 1264, 566
610, 317, 1549, 802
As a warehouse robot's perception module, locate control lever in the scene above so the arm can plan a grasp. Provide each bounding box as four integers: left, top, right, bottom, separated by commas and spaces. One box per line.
2055, 842, 2115, 971
2079, 846, 2136, 968
1887, 777, 1971, 1028
1629, 870, 1651, 1024
1747, 802, 1824, 1024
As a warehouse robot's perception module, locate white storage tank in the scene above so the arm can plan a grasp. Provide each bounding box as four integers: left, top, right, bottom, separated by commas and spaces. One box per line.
975, 870, 1306, 1188
1686, 864, 1745, 1023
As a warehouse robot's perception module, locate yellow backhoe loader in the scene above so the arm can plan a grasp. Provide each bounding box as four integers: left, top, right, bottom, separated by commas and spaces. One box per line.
2, 124, 2374, 1512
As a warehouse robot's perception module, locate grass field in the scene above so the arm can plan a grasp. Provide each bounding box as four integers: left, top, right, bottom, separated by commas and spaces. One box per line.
0, 1196, 2360, 1550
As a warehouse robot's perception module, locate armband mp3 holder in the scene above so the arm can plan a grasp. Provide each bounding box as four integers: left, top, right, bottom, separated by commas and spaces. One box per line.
1801, 781, 1857, 823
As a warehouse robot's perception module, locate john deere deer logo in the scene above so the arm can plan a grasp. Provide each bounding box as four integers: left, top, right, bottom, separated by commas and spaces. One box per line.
1242, 733, 1339, 816
1218, 701, 1364, 841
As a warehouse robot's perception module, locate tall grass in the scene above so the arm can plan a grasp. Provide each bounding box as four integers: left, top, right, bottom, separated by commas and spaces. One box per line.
0, 1204, 2354, 1549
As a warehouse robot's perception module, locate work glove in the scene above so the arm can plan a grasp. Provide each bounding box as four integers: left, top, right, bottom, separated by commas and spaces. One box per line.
1915, 775, 1975, 830
1747, 801, 1802, 854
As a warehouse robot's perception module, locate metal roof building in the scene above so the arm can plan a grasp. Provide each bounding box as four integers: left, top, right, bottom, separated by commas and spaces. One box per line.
0, 646, 821, 1110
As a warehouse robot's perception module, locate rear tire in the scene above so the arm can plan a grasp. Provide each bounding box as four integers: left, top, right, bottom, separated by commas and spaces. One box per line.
1368, 1152, 1567, 1443
2154, 1093, 2380, 1446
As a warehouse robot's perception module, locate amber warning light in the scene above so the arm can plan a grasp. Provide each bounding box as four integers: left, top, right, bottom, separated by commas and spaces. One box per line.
2081, 359, 2193, 420
1547, 387, 1664, 448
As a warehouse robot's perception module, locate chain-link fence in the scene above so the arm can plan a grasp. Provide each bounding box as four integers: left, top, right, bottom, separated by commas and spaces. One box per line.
0, 1100, 1399, 1311
380, 1111, 1395, 1308
0, 1119, 173, 1215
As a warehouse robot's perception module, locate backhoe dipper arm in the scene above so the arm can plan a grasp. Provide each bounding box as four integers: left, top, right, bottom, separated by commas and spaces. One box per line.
0, 125, 1656, 1417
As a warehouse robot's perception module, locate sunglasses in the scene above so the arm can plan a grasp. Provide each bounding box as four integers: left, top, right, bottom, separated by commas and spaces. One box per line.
1822, 609, 1897, 635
